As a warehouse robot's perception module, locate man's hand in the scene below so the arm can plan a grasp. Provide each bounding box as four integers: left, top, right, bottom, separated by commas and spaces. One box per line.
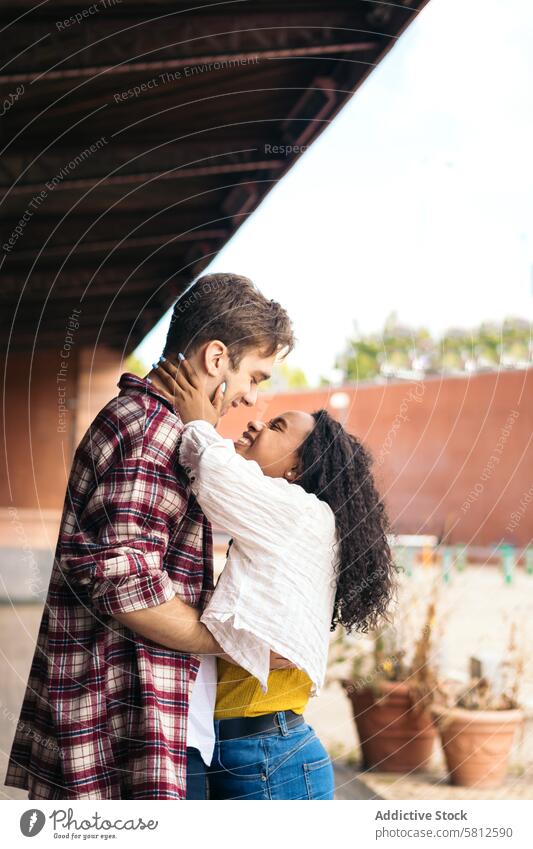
269, 651, 298, 670
147, 356, 224, 427
213, 651, 297, 670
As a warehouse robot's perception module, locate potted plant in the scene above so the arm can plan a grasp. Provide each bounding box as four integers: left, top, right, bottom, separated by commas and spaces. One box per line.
332, 589, 441, 773
431, 623, 525, 788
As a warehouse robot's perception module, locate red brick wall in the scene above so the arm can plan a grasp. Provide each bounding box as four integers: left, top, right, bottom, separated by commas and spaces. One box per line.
0, 346, 123, 553
1, 359, 529, 550
217, 370, 533, 547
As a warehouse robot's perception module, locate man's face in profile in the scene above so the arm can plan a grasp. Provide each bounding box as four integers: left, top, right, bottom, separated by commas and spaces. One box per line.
218, 348, 276, 414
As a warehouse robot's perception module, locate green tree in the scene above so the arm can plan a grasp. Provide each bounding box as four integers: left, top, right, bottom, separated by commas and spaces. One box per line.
260, 362, 309, 392
336, 317, 532, 382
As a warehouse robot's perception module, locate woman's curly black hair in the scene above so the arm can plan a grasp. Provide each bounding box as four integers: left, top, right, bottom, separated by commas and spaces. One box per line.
295, 409, 397, 634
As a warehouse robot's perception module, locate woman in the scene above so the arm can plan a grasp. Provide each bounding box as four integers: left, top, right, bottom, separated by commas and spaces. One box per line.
151, 356, 396, 800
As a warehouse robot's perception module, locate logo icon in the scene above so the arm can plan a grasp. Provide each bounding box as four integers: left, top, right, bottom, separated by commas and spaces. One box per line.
20, 809, 46, 837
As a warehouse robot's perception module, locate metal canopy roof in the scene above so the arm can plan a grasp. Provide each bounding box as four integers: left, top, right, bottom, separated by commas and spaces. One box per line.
0, 0, 428, 353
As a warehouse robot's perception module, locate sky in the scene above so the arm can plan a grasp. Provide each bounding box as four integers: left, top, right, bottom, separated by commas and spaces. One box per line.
136, 0, 533, 385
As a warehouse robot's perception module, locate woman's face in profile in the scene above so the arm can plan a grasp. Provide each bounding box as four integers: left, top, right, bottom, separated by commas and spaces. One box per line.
234, 410, 314, 479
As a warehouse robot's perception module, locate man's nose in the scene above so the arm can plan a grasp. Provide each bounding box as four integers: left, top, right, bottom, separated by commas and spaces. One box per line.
247, 419, 265, 433
241, 385, 258, 407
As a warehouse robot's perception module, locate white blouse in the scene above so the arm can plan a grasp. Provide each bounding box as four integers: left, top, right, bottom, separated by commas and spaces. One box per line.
179, 419, 339, 695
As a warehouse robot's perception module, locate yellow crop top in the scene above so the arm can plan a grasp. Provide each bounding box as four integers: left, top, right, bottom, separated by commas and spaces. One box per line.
214, 658, 313, 720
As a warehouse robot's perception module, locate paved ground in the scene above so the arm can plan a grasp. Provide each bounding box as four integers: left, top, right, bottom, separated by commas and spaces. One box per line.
356, 759, 533, 800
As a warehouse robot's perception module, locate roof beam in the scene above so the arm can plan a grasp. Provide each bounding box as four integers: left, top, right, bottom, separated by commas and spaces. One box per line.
0, 41, 376, 85
3, 228, 228, 261
4, 158, 285, 196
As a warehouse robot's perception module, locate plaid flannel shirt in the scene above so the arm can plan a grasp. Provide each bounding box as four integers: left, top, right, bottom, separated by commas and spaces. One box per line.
4, 373, 213, 800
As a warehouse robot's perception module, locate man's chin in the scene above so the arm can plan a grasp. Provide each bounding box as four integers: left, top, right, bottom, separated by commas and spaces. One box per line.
221, 397, 241, 416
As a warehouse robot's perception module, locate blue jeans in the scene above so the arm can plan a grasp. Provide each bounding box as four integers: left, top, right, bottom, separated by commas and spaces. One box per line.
207, 713, 334, 800
186, 747, 207, 799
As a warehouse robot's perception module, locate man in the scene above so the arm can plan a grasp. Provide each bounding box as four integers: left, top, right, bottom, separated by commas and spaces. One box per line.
4, 273, 294, 800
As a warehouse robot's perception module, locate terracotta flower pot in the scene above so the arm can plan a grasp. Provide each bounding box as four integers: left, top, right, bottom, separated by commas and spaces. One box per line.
431, 704, 524, 788
342, 679, 436, 772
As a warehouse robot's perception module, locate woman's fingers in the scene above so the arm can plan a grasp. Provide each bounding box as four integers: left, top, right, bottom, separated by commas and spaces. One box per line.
177, 356, 201, 389
158, 357, 184, 384
150, 368, 176, 400
212, 382, 225, 418
153, 356, 221, 425
156, 359, 191, 394
154, 362, 186, 398
158, 356, 200, 392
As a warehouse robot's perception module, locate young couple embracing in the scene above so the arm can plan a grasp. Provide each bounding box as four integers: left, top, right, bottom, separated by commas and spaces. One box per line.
5, 273, 395, 801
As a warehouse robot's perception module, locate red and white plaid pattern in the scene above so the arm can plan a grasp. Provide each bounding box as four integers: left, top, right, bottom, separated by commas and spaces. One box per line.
4, 373, 213, 799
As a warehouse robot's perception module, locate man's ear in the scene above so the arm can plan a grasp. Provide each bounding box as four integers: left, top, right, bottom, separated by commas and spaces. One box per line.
201, 340, 228, 377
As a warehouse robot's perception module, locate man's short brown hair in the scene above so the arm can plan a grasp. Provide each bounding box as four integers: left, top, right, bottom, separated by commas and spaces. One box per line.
163, 273, 295, 367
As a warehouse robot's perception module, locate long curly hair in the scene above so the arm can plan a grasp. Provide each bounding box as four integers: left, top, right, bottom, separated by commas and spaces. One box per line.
296, 409, 397, 633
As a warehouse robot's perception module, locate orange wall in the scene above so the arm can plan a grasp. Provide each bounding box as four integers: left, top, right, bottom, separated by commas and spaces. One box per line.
217, 370, 533, 547
0, 346, 123, 553
0, 349, 78, 511
1, 359, 530, 551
